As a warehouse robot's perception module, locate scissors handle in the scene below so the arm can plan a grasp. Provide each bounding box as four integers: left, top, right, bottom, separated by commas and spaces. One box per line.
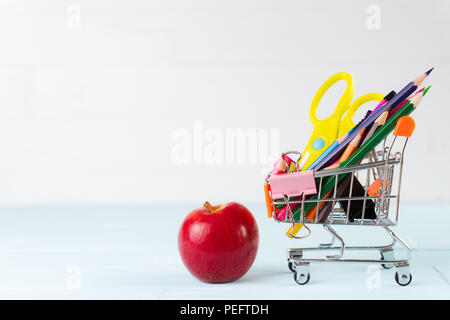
301, 72, 354, 170
338, 92, 384, 137
309, 72, 354, 126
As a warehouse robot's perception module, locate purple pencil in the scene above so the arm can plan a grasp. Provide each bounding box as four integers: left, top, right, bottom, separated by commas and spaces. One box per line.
314, 68, 433, 171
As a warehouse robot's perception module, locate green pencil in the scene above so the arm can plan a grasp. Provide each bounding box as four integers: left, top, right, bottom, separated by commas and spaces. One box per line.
292, 88, 429, 221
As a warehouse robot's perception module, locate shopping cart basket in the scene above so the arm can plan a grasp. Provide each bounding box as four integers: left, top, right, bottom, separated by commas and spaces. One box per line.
264, 116, 415, 286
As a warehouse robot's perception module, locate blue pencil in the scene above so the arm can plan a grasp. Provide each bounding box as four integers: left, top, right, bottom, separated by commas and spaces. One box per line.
313, 68, 433, 171
306, 131, 351, 171
307, 90, 395, 171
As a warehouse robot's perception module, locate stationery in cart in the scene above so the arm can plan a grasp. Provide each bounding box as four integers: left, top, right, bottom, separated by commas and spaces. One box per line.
300, 72, 384, 170
263, 68, 432, 286
310, 68, 433, 172
291, 86, 429, 222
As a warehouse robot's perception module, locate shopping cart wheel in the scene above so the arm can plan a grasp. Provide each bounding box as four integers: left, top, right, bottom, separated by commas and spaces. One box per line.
288, 262, 296, 273
293, 271, 310, 285
395, 272, 412, 286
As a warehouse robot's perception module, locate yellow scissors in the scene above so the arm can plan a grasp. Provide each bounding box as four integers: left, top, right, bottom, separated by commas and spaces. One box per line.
300, 72, 384, 170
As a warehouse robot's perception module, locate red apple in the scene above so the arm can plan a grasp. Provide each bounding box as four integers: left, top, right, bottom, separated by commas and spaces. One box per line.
178, 201, 259, 283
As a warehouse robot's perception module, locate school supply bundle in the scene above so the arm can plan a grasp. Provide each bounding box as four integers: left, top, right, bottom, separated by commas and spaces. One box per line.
263, 68, 433, 286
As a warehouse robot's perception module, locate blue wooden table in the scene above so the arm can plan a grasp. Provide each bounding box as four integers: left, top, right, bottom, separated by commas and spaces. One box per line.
0, 203, 448, 299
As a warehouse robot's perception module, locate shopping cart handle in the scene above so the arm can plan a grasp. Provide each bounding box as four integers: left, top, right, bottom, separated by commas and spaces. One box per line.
393, 116, 415, 138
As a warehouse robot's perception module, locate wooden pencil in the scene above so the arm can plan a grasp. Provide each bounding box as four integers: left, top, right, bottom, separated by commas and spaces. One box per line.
312, 68, 433, 172
325, 127, 366, 170
361, 110, 389, 146
292, 87, 429, 221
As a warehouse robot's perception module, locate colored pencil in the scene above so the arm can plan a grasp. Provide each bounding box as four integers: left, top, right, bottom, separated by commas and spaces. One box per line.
388, 87, 424, 118
305, 120, 357, 171
312, 68, 433, 171
361, 110, 389, 146
366, 90, 396, 119
325, 127, 366, 170
307, 90, 395, 171
292, 88, 429, 221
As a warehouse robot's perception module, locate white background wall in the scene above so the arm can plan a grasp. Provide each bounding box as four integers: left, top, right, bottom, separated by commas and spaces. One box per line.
0, 0, 449, 205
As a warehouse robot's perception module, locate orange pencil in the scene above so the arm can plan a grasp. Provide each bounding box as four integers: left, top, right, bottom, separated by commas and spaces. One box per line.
305, 190, 332, 221
325, 127, 366, 170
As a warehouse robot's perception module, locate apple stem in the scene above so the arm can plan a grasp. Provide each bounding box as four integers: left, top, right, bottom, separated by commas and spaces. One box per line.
203, 201, 214, 213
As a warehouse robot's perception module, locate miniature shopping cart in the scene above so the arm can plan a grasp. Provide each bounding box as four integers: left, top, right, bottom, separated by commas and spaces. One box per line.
264, 117, 416, 286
